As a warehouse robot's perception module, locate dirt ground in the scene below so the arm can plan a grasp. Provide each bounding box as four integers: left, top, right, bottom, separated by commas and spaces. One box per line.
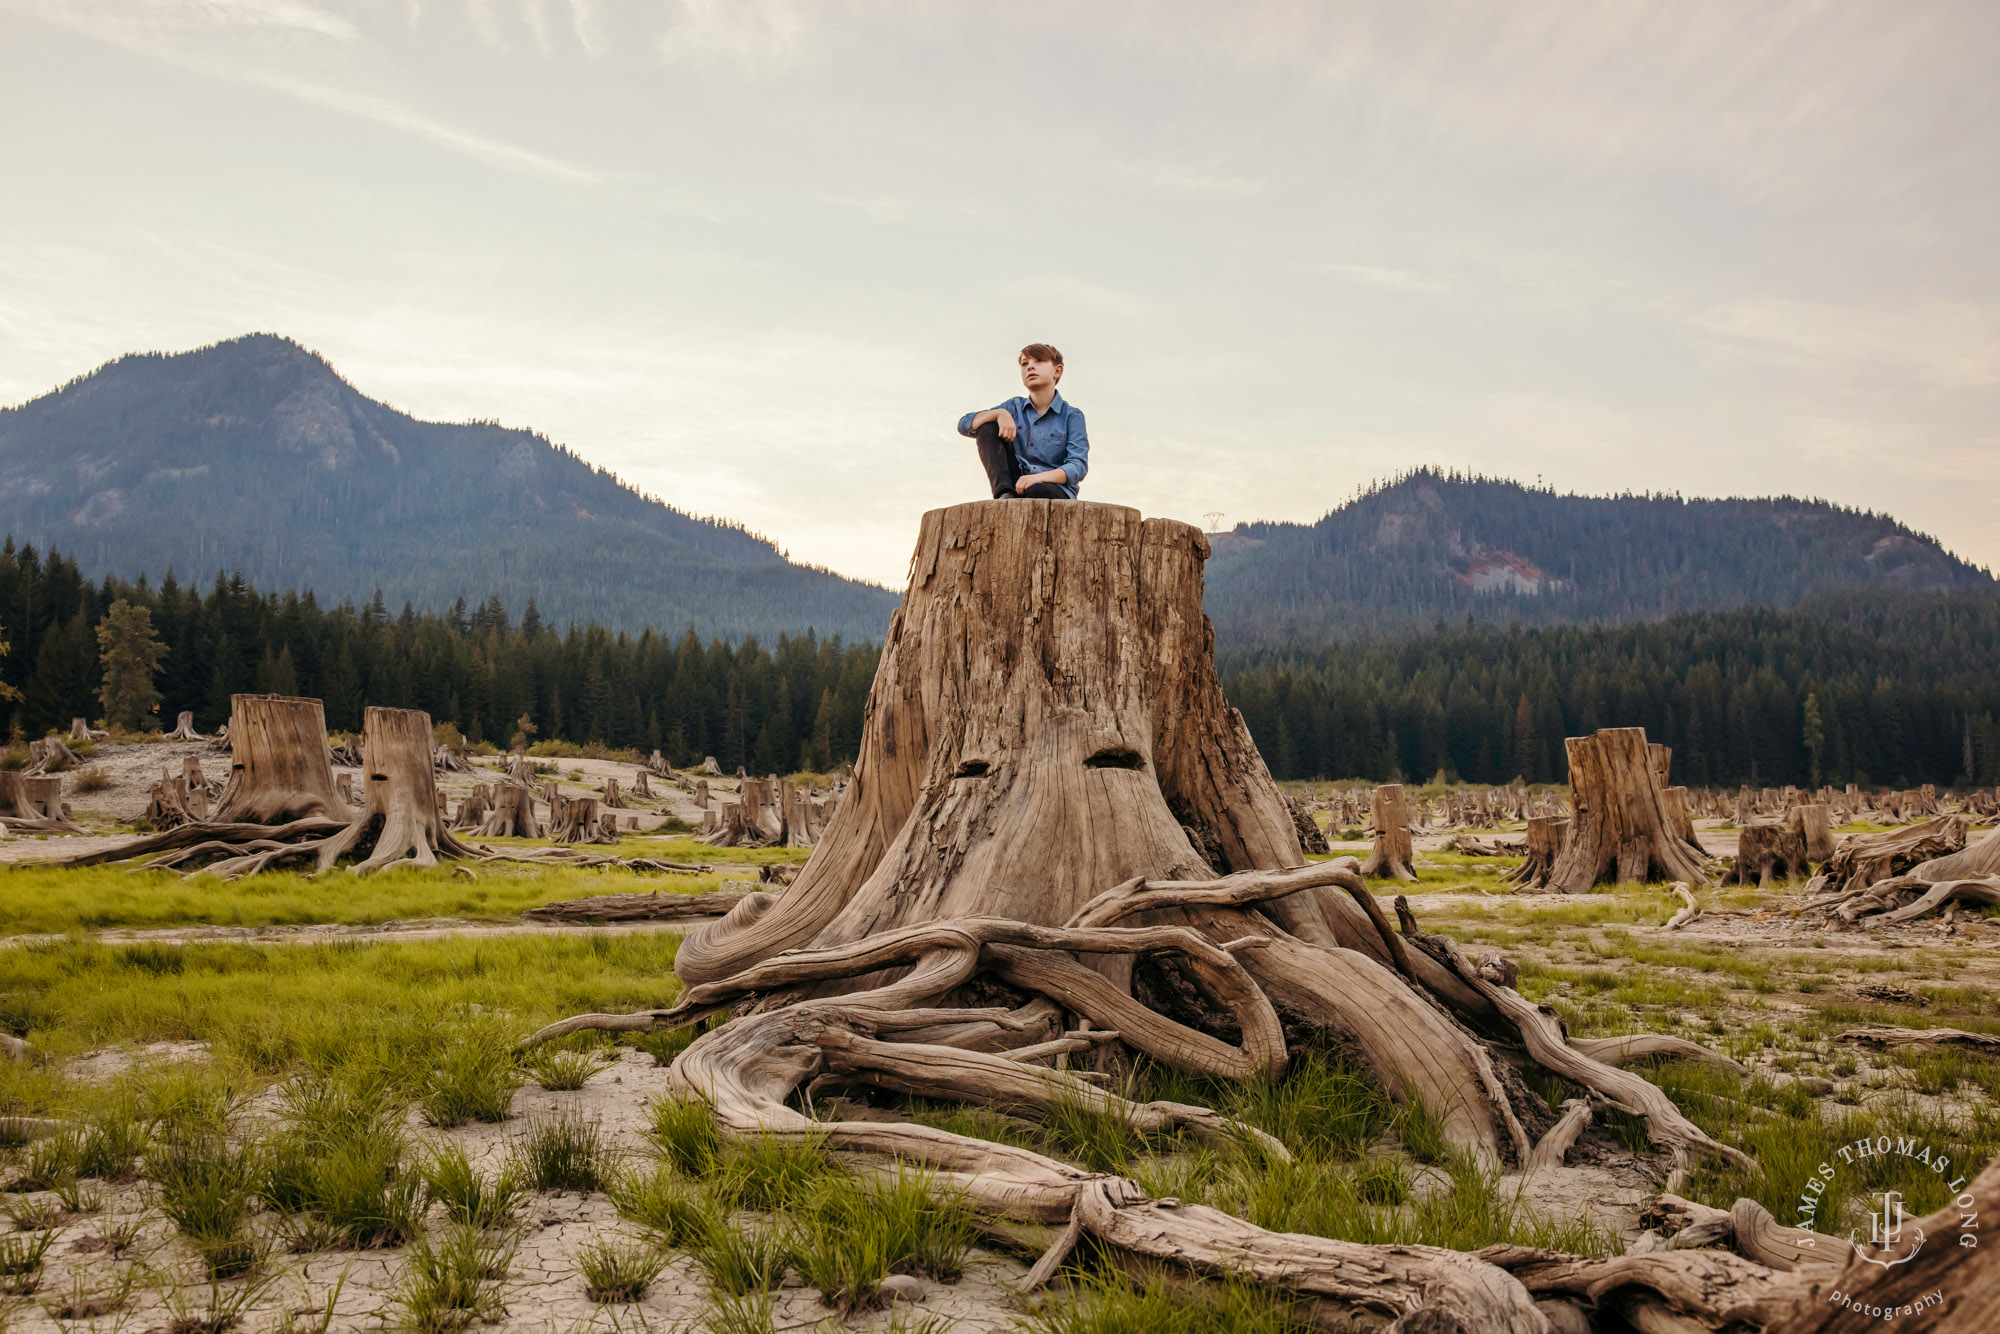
9, 1047, 1024, 1334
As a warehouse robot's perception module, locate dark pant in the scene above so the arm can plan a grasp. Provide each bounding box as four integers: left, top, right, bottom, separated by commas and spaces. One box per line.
974, 420, 1072, 499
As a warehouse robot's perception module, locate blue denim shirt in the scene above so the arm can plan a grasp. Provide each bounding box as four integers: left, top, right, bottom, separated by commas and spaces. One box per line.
957, 392, 1089, 497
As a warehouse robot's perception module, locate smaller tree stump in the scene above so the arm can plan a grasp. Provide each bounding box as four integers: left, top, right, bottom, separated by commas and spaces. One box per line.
632, 769, 655, 800
68, 717, 108, 741
549, 794, 605, 844
1508, 816, 1569, 889
163, 711, 202, 741
1729, 821, 1807, 888
215, 695, 343, 824
1787, 804, 1834, 864
1662, 786, 1703, 855
1, 772, 81, 832
1290, 797, 1330, 855
1359, 783, 1417, 881
602, 777, 627, 809
453, 783, 494, 830
702, 756, 723, 777
479, 783, 543, 839
1541, 728, 1710, 892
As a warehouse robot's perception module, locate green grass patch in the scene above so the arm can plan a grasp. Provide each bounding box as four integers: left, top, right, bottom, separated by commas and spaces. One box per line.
0, 861, 739, 935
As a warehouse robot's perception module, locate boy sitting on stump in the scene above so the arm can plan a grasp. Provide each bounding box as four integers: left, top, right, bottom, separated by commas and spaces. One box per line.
958, 343, 1089, 499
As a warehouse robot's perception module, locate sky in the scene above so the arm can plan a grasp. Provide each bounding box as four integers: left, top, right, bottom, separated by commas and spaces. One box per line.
2, 0, 1997, 589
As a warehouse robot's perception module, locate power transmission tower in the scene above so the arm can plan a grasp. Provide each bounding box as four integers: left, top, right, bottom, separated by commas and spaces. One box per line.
1203, 511, 1224, 532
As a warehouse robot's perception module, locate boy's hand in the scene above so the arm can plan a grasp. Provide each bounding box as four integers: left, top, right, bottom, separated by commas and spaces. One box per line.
992, 411, 1017, 442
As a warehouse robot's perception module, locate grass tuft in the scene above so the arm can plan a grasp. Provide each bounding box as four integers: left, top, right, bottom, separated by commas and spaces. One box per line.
148, 1131, 262, 1279
521, 1042, 617, 1092
576, 1236, 665, 1303
391, 1224, 515, 1334
787, 1169, 975, 1311
420, 1029, 523, 1128
0, 1227, 59, 1295
509, 1112, 609, 1193
641, 1093, 720, 1176
419, 1143, 523, 1230
690, 1220, 790, 1297
607, 1163, 723, 1246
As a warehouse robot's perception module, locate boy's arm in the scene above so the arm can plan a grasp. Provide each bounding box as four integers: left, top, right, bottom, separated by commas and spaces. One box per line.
1057, 409, 1087, 487
958, 405, 1018, 441
1013, 411, 1087, 491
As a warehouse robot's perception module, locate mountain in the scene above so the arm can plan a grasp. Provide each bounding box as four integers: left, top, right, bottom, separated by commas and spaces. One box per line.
1205, 469, 1994, 651
0, 334, 899, 641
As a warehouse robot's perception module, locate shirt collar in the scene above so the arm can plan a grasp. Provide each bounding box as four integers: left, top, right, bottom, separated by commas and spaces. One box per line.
1027, 390, 1066, 419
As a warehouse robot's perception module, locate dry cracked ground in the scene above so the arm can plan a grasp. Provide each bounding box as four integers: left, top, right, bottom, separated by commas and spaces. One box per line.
4, 744, 1999, 1332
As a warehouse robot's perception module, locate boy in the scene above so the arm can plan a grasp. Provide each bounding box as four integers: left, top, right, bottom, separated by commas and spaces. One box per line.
957, 343, 1089, 499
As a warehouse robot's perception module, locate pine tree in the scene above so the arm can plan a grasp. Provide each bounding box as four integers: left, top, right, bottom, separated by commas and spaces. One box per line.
1802, 692, 1825, 787
95, 599, 168, 731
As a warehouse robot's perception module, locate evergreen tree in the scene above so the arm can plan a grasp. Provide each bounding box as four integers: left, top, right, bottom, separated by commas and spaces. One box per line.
94, 599, 167, 730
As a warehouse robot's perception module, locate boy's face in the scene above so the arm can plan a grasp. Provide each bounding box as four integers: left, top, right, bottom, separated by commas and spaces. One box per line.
1018, 355, 1060, 391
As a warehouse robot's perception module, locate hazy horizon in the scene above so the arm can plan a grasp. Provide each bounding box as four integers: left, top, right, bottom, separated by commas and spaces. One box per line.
4, 1, 1996, 587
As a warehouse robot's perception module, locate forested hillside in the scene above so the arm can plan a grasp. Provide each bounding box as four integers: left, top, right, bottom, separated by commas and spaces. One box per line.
0, 334, 899, 642
1227, 590, 2000, 788
1206, 470, 1991, 646
7, 539, 1997, 789
0, 540, 877, 775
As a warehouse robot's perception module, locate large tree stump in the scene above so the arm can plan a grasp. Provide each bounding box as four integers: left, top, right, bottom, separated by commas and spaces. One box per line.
212, 695, 342, 824
1359, 782, 1417, 881
506, 502, 1786, 1328
631, 768, 654, 800
1538, 728, 1711, 892
163, 710, 201, 741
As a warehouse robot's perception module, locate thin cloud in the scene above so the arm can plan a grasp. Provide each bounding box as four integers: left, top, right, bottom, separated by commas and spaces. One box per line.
1698, 298, 2000, 390
247, 71, 603, 183
1323, 263, 1451, 294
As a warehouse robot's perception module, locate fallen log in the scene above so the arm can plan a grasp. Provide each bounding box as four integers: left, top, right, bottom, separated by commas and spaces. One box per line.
1838, 1026, 2000, 1052
523, 889, 755, 922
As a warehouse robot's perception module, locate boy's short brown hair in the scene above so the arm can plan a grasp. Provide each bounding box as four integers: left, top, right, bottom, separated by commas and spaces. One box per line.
1019, 343, 1063, 374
